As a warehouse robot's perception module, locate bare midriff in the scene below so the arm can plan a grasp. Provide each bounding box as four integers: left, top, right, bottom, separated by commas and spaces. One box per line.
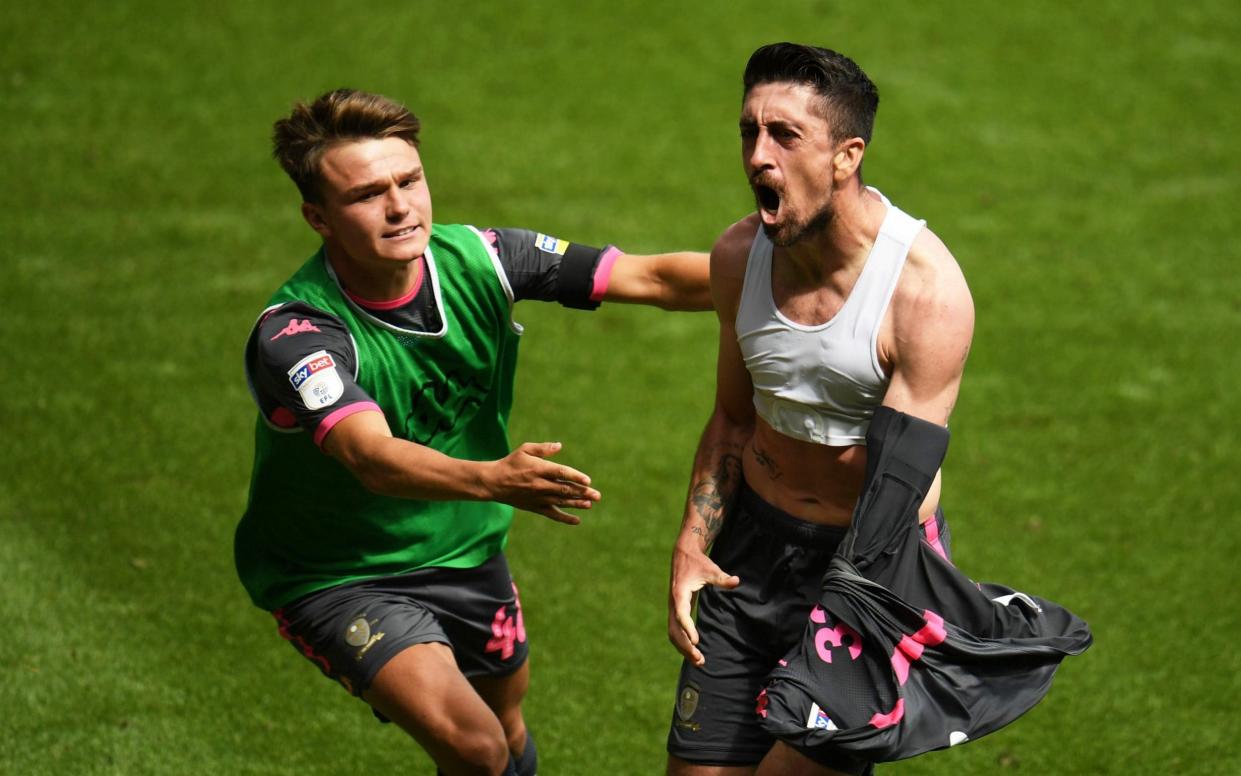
742, 416, 940, 528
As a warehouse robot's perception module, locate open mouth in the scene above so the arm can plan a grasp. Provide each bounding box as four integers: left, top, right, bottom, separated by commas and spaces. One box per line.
754, 184, 781, 215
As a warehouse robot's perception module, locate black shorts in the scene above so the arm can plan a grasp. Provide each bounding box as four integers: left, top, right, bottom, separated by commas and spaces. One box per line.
272, 552, 528, 698
667, 483, 951, 773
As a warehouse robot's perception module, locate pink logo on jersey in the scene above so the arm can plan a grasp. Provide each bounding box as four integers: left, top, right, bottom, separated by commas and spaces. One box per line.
270, 318, 322, 340
484, 583, 526, 660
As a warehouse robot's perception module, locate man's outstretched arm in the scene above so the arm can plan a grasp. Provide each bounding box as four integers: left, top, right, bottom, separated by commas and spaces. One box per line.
485, 228, 709, 311
249, 300, 601, 525
323, 410, 601, 525
602, 250, 712, 311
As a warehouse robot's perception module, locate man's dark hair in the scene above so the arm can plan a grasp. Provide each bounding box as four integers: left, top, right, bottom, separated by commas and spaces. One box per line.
743, 43, 879, 143
272, 88, 422, 203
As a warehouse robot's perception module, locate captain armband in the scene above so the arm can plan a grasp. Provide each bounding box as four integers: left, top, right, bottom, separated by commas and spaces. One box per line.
556, 243, 619, 310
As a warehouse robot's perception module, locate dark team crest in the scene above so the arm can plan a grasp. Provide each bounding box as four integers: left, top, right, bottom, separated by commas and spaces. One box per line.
344, 617, 371, 648
676, 684, 700, 721
403, 369, 489, 445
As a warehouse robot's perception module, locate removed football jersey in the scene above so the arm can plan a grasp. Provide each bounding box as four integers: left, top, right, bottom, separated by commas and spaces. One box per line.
758, 408, 1092, 763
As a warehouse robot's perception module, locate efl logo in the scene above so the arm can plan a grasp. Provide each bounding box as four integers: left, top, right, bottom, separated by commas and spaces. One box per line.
288, 351, 336, 390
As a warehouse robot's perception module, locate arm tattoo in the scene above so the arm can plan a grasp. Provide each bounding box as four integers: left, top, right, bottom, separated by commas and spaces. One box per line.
689, 451, 742, 544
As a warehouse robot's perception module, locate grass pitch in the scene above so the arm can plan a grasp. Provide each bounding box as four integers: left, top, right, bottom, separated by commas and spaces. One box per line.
3, 2, 1239, 773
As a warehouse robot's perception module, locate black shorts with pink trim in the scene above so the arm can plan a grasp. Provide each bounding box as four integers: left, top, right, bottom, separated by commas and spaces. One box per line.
666, 480, 950, 773
272, 552, 527, 699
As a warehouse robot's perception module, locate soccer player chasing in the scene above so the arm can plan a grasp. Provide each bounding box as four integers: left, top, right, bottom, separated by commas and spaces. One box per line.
236, 89, 710, 776
666, 45, 974, 776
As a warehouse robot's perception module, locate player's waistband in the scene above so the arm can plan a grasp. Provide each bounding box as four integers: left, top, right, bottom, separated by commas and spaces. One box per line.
737, 479, 850, 547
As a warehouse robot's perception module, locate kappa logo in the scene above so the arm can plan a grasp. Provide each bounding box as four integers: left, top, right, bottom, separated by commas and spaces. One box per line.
288, 351, 335, 391
270, 318, 322, 341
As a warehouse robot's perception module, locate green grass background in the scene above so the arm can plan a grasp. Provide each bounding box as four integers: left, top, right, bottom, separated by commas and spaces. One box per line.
3, 1, 1238, 773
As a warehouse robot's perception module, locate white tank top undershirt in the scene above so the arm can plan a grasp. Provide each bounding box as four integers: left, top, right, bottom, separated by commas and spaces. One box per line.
735, 188, 925, 447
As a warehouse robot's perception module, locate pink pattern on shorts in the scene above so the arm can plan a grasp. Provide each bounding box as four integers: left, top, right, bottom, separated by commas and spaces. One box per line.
484, 583, 527, 660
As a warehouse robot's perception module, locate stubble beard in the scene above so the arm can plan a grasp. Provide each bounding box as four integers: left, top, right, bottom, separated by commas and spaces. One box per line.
762, 199, 835, 248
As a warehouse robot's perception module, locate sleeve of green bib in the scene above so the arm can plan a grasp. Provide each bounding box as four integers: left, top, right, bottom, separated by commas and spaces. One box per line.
245, 301, 381, 445
483, 227, 622, 309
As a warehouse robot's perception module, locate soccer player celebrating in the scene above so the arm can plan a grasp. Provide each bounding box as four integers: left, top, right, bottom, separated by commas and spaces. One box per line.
236, 89, 709, 776
665, 45, 974, 775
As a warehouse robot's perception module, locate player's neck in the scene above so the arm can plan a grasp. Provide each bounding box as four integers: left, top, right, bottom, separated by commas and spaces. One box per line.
324, 244, 423, 304
783, 187, 884, 280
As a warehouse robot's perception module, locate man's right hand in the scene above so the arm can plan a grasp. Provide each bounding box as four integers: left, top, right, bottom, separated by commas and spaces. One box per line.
668, 539, 741, 666
483, 442, 600, 525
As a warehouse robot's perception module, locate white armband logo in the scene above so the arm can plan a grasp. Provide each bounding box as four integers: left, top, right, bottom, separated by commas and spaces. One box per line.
287, 350, 345, 409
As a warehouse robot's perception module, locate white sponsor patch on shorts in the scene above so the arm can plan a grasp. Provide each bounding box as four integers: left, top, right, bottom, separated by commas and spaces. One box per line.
534, 233, 568, 255
287, 350, 344, 409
